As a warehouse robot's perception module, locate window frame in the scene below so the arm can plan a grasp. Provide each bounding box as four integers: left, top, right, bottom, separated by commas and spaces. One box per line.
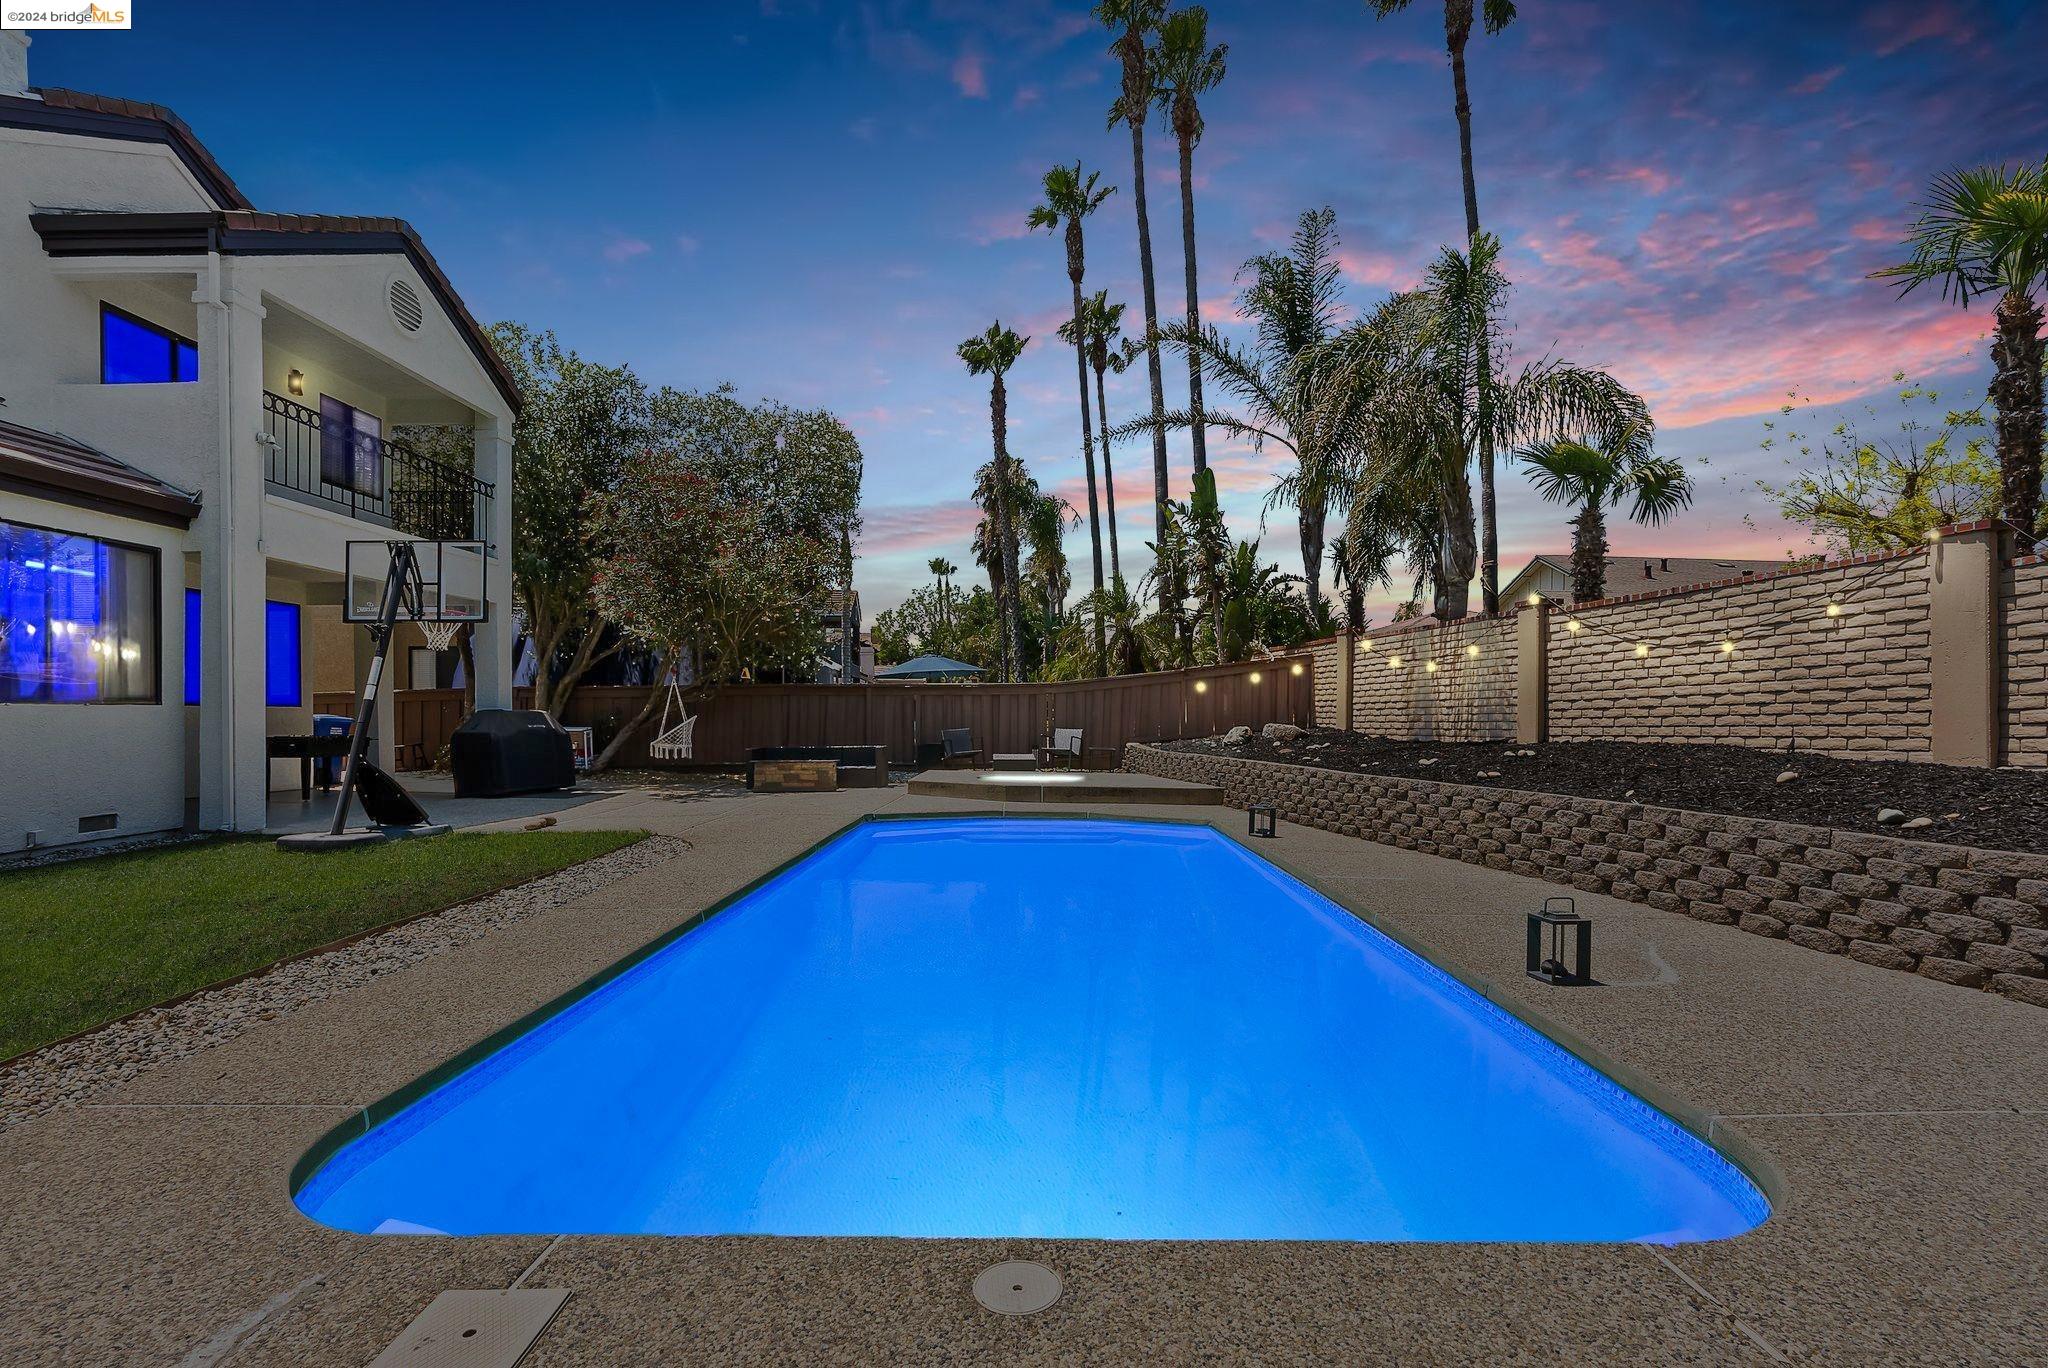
99, 302, 200, 386
0, 515, 164, 706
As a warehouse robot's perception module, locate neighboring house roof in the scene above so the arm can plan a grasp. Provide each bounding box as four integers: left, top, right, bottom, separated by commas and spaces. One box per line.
0, 416, 202, 527
875, 653, 985, 679
3, 89, 520, 415
1504, 554, 1793, 601
820, 587, 860, 621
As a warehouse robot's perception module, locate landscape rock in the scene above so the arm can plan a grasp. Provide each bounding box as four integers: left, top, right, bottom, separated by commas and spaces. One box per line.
1876, 809, 1906, 825
1260, 723, 1305, 741
1902, 817, 1935, 829
1222, 725, 1251, 744
1776, 770, 1800, 784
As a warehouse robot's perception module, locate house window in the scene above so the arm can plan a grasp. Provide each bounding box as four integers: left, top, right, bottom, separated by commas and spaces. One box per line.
101, 304, 199, 384
319, 395, 383, 495
180, 592, 302, 707
0, 519, 159, 703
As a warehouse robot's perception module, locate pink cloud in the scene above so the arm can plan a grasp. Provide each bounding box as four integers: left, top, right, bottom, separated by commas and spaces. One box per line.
952, 49, 989, 99
1012, 84, 1042, 110
861, 499, 984, 556
1521, 229, 1638, 289
1849, 218, 1895, 243
1587, 163, 1676, 196
602, 236, 652, 264
1868, 2, 1976, 57
964, 210, 1031, 246
1336, 247, 1418, 292
1790, 65, 1845, 95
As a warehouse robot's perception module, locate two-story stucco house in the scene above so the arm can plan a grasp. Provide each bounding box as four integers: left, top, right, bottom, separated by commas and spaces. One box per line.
0, 31, 517, 852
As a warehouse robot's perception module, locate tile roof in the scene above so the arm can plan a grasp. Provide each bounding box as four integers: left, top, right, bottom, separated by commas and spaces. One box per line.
0, 416, 202, 527
1508, 554, 1794, 600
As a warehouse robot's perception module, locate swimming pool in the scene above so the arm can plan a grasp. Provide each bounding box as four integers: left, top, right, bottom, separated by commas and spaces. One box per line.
293, 817, 1768, 1242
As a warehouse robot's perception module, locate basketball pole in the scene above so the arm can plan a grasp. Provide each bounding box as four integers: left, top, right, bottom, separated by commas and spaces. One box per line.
325, 541, 419, 837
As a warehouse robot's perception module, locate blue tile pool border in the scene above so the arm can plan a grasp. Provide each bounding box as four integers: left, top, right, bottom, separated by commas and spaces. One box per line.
287, 810, 1784, 1233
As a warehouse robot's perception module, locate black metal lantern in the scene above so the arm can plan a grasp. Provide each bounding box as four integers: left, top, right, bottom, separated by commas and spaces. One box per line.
1526, 896, 1593, 986
1248, 803, 1278, 838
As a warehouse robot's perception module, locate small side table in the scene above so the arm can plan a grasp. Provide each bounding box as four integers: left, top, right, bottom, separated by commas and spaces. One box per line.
992, 753, 1036, 772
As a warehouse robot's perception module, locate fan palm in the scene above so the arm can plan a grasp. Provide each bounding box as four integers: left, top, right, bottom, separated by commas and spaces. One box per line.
958, 323, 1030, 678
1153, 5, 1227, 479
1059, 291, 1130, 582
1877, 160, 2048, 540
1368, 0, 1518, 611
1095, 0, 1173, 599
1520, 432, 1689, 603
1031, 162, 1117, 673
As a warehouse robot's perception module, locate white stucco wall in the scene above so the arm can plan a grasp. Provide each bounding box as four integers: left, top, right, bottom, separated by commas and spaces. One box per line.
0, 490, 189, 852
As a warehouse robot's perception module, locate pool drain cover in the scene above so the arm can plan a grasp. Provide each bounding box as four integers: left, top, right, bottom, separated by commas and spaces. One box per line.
369, 1289, 568, 1366
973, 1261, 1061, 1316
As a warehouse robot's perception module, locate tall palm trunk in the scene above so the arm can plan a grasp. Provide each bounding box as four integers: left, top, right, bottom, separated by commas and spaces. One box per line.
1297, 493, 1326, 618
1569, 501, 1610, 604
988, 374, 1024, 679
1992, 287, 2046, 541
1066, 229, 1108, 675
1091, 359, 1124, 583
1117, 27, 1174, 611
1174, 117, 1208, 475
1448, 25, 1498, 617
1435, 453, 1477, 620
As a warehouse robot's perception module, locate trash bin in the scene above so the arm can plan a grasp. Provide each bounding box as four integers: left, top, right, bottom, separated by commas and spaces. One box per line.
449, 710, 575, 798
312, 713, 351, 789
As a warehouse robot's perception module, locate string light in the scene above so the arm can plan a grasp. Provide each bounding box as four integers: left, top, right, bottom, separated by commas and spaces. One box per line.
1927, 527, 1943, 542
1193, 679, 1208, 693
1465, 644, 1480, 657
1358, 637, 1374, 652
1424, 659, 1439, 673
1527, 592, 1542, 606
1825, 602, 1842, 618
1389, 655, 1403, 668
1290, 661, 1304, 676
1634, 643, 1649, 657
1565, 619, 1583, 633
1720, 639, 1737, 654
1248, 670, 1262, 685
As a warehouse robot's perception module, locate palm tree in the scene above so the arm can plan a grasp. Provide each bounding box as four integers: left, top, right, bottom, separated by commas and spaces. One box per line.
1030, 162, 1117, 674
1183, 467, 1230, 659
1153, 5, 1227, 479
1368, 0, 1518, 613
1521, 432, 1688, 603
1328, 533, 1382, 630
958, 323, 1029, 678
1095, 0, 1173, 603
1023, 492, 1080, 675
1078, 575, 1150, 674
1059, 291, 1131, 582
926, 556, 957, 636
1877, 160, 2048, 541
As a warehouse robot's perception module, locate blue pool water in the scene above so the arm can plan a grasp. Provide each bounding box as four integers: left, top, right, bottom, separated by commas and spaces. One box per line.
295, 818, 1768, 1242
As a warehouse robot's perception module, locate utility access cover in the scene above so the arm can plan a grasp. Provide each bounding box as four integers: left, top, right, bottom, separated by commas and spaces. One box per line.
973, 1261, 1062, 1316
369, 1289, 569, 1368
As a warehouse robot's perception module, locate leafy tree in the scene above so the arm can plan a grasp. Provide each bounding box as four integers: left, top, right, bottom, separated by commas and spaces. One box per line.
487, 322, 649, 717
1153, 5, 1227, 479
1877, 160, 2048, 540
1757, 377, 1998, 553
957, 323, 1030, 678
1030, 162, 1116, 673
1095, 0, 1174, 601
1058, 291, 1132, 581
1181, 467, 1231, 658
1521, 429, 1688, 602
1368, 0, 1519, 611
1065, 576, 1151, 676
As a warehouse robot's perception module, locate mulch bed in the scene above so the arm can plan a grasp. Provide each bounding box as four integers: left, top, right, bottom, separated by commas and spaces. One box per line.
1162, 729, 2048, 855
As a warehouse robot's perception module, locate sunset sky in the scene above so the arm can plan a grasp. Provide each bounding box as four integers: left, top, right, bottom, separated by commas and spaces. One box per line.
34, 0, 2048, 622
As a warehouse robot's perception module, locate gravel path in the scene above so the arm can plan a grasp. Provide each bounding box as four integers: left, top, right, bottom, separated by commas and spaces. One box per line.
0, 834, 684, 1131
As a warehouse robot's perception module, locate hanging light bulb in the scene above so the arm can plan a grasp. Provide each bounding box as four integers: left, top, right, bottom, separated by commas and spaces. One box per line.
1465, 643, 1480, 657
1527, 592, 1542, 606
1358, 637, 1374, 652
1566, 619, 1583, 633
1389, 655, 1403, 668
1424, 659, 1439, 673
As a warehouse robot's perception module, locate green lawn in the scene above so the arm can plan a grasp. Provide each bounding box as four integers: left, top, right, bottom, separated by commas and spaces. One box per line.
2, 829, 646, 1062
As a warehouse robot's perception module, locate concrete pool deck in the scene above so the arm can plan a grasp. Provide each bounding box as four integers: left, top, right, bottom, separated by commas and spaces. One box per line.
2, 781, 2043, 1364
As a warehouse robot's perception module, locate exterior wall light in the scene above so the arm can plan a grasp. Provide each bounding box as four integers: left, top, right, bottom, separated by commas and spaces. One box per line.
287, 368, 306, 396
1248, 670, 1262, 685
1193, 679, 1208, 693
1248, 802, 1278, 839
1527, 896, 1592, 986
1290, 661, 1304, 676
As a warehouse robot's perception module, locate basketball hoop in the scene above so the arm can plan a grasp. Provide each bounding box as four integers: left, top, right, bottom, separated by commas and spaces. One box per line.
419, 620, 462, 652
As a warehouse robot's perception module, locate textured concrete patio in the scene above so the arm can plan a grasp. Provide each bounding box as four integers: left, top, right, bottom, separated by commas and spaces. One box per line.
3, 779, 2043, 1364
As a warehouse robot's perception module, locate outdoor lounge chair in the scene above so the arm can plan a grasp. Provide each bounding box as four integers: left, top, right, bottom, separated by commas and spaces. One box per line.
940, 728, 981, 768
1037, 727, 1083, 770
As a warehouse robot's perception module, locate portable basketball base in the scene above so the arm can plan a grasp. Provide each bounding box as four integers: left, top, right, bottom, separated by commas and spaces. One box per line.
278, 540, 476, 851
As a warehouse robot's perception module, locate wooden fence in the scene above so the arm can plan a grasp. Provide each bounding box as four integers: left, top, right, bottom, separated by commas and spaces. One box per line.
321, 656, 1313, 771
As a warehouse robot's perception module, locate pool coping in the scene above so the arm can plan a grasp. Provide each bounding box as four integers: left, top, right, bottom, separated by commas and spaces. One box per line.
286, 808, 1785, 1231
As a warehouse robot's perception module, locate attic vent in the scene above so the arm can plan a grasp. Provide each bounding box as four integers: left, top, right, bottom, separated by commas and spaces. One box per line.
388, 279, 424, 333
77, 812, 117, 834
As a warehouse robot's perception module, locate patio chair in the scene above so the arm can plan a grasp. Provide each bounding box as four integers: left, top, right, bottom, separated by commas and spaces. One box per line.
1037, 727, 1083, 770
940, 728, 981, 768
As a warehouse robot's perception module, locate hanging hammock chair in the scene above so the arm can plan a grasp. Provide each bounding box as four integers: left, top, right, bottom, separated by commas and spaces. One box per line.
648, 678, 696, 761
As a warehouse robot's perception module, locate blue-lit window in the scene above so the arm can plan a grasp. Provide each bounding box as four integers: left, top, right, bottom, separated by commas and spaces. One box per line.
179, 594, 303, 707
265, 600, 301, 706
1, 519, 160, 703
101, 304, 199, 384
183, 588, 201, 704
319, 395, 383, 494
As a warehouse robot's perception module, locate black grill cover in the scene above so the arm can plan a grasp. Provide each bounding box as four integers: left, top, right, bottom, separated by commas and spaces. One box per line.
450, 710, 575, 798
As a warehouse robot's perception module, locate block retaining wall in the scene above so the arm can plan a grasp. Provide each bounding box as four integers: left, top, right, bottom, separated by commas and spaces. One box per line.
1127, 743, 2048, 1009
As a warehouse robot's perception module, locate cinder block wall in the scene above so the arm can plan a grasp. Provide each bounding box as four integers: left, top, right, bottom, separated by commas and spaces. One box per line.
1303, 524, 2048, 767
2005, 554, 2048, 766
1347, 614, 1519, 742
1549, 553, 1931, 756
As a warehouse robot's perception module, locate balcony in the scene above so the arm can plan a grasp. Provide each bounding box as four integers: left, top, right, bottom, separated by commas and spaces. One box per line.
262, 390, 493, 543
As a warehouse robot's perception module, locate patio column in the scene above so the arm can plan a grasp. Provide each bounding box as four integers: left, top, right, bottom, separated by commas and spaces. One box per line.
1516, 600, 1549, 745
193, 265, 272, 831
1927, 522, 2004, 766
1335, 629, 1356, 731
470, 417, 515, 710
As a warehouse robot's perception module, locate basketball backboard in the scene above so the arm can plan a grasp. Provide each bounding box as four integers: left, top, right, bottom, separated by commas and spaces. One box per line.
344, 539, 487, 624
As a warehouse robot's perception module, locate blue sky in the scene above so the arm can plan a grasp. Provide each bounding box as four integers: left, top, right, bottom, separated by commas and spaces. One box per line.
32, 0, 2048, 619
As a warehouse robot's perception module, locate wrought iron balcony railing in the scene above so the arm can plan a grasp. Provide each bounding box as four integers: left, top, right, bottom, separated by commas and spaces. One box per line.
262, 390, 493, 544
